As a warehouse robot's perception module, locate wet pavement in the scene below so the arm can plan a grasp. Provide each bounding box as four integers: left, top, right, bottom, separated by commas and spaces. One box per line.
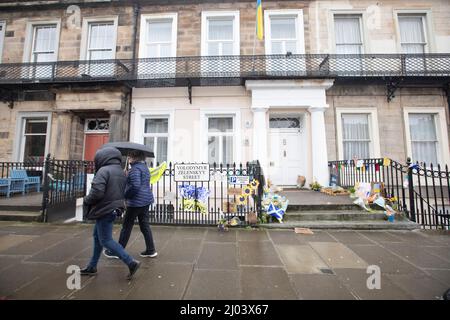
0, 221, 449, 300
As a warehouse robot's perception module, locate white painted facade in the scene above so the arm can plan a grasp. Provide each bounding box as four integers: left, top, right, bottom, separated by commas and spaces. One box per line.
131, 79, 334, 187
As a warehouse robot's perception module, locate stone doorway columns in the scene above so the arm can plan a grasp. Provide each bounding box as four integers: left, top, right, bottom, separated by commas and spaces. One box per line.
246, 79, 334, 187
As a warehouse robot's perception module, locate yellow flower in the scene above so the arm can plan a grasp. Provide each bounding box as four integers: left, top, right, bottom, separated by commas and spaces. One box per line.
242, 186, 252, 197
250, 179, 260, 190
236, 195, 247, 205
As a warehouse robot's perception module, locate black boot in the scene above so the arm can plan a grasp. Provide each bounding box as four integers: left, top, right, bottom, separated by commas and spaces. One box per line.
127, 260, 141, 280
80, 266, 97, 276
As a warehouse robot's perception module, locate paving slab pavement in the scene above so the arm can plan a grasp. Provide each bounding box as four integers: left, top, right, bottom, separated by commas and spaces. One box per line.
0, 222, 449, 300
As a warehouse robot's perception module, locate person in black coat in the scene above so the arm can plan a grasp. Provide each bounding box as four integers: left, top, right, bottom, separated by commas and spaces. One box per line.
81, 147, 141, 280
104, 150, 157, 259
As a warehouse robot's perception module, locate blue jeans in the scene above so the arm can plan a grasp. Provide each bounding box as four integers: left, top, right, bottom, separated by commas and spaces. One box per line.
87, 211, 134, 268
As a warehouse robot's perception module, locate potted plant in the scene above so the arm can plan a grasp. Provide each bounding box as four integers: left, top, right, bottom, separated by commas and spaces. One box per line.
309, 181, 322, 191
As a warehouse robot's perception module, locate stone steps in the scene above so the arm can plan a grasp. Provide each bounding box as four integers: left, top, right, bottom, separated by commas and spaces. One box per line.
259, 220, 420, 230
284, 210, 389, 221
0, 210, 42, 222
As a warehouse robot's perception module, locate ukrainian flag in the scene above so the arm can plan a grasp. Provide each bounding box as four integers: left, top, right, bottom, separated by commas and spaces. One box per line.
256, 0, 263, 40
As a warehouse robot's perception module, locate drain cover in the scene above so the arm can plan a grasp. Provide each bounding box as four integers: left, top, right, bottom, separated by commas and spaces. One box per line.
320, 268, 334, 274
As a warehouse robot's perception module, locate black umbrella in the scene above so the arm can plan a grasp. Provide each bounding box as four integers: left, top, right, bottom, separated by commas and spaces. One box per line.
101, 142, 154, 158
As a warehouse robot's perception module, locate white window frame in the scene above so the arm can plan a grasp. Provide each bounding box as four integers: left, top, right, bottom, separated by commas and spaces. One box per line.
328, 10, 369, 54
13, 112, 52, 162
79, 16, 118, 61
332, 14, 365, 54
132, 109, 175, 164
201, 11, 240, 56
200, 109, 241, 164
0, 21, 6, 63
394, 9, 435, 54
335, 108, 380, 160
23, 19, 61, 63
403, 107, 450, 165
264, 9, 305, 55
139, 13, 178, 59
142, 116, 170, 165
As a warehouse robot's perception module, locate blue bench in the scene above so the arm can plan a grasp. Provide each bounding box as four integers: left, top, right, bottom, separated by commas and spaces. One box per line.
0, 177, 26, 197
10, 169, 41, 193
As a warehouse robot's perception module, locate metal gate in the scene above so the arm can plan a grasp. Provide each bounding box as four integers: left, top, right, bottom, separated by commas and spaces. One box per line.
42, 155, 94, 222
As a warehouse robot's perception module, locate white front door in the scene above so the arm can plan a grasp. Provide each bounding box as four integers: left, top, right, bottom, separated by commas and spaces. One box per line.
268, 116, 306, 186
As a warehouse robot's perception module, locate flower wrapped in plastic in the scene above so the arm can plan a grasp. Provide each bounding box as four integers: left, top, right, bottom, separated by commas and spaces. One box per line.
267, 203, 285, 223
261, 192, 289, 223
179, 184, 210, 214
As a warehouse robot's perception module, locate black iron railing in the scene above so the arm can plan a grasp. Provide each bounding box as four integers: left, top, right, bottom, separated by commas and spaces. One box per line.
329, 158, 450, 229
41, 156, 95, 222
147, 161, 264, 226
0, 160, 44, 179
1, 54, 449, 86
39, 156, 264, 225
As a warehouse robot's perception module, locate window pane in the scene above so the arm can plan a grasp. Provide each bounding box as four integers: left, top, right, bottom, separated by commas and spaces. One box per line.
144, 137, 155, 154
23, 135, 46, 162
89, 49, 113, 60
147, 44, 158, 57
34, 25, 56, 52
409, 113, 438, 164
25, 119, 47, 134
207, 42, 219, 55
401, 44, 425, 54
399, 16, 425, 44
156, 137, 168, 163
285, 41, 297, 54
34, 52, 55, 63
160, 44, 172, 57
89, 22, 114, 50
223, 136, 233, 164
334, 16, 362, 45
208, 18, 233, 41
145, 118, 168, 133
412, 142, 438, 164
208, 117, 233, 133
336, 44, 362, 54
147, 20, 172, 42
271, 41, 283, 54
208, 136, 220, 164
343, 141, 370, 160
342, 114, 370, 160
222, 42, 233, 55
342, 114, 369, 140
269, 117, 301, 129
271, 17, 296, 39
409, 114, 437, 140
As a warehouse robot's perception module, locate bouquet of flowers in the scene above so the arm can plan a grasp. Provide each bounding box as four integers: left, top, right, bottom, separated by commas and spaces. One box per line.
262, 193, 289, 223
179, 184, 210, 214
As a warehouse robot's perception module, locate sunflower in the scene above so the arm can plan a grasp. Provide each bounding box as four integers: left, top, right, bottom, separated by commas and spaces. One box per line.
242, 185, 252, 197
236, 195, 247, 205
250, 179, 260, 190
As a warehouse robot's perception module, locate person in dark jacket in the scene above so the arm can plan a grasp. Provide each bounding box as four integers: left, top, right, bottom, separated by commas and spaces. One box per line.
81, 147, 141, 280
104, 150, 157, 259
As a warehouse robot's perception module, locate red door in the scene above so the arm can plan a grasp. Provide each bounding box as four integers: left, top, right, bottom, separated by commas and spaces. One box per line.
84, 134, 109, 161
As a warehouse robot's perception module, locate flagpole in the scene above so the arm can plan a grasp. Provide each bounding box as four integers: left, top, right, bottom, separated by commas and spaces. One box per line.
252, 2, 258, 72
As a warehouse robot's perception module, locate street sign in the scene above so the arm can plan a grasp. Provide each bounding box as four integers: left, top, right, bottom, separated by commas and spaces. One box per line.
228, 175, 250, 185
174, 164, 210, 182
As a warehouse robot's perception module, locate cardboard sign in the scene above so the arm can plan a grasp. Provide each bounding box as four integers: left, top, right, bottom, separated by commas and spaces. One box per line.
228, 175, 250, 185
174, 164, 210, 182
228, 187, 243, 196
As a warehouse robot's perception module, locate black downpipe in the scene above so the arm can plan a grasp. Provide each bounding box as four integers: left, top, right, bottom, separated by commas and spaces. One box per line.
445, 84, 450, 117
127, 1, 140, 141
